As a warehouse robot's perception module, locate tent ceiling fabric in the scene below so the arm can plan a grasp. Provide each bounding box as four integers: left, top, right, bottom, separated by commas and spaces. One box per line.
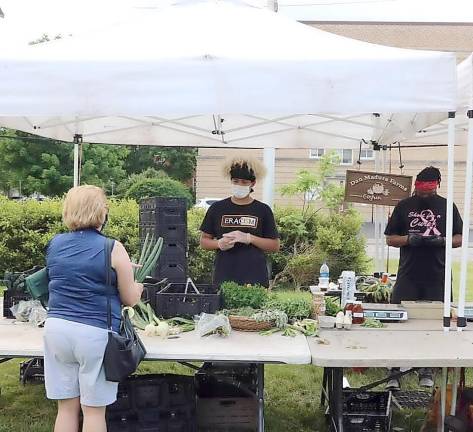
0, 0, 459, 148
0, 113, 400, 148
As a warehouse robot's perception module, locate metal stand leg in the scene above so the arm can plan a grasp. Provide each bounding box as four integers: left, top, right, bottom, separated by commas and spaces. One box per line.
321, 367, 328, 407
332, 368, 344, 432
256, 364, 265, 432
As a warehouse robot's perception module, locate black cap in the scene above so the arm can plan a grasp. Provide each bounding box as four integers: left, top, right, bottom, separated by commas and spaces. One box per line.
230, 162, 256, 181
416, 166, 441, 183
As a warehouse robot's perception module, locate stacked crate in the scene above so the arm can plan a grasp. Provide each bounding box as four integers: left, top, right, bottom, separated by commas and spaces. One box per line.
106, 374, 196, 432
195, 363, 258, 431
139, 198, 187, 283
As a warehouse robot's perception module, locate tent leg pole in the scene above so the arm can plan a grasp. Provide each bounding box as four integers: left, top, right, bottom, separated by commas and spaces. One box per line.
440, 367, 448, 431
73, 134, 83, 188
73, 143, 80, 187
444, 112, 456, 331
263, 147, 275, 208
457, 110, 473, 331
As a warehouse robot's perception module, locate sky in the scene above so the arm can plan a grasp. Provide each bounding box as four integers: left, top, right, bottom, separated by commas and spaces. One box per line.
0, 0, 472, 47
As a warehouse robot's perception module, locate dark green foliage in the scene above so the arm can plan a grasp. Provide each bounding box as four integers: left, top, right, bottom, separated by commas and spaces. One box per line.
0, 197, 139, 274
125, 178, 193, 206
187, 208, 214, 283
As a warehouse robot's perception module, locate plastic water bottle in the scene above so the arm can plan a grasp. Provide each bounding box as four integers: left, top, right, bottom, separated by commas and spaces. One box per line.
319, 262, 330, 289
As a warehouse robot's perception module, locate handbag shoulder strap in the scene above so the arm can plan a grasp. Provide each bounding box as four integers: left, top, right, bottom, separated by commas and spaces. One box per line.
104, 237, 115, 331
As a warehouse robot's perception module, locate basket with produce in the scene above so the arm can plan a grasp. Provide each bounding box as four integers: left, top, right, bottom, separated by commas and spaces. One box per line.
224, 307, 287, 332
356, 276, 393, 304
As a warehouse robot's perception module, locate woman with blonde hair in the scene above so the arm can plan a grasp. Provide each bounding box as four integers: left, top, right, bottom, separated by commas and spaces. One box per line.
44, 185, 143, 432
200, 155, 280, 287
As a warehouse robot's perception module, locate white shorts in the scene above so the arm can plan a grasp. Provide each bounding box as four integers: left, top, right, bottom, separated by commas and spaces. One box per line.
43, 317, 118, 407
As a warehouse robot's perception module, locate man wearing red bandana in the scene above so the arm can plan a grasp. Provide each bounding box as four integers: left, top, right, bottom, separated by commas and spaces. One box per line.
384, 166, 463, 390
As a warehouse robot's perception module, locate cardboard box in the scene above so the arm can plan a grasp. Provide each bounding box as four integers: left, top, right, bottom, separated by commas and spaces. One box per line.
401, 301, 443, 320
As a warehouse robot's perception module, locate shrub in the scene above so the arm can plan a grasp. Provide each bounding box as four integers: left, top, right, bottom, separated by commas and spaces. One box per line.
116, 168, 168, 197
125, 178, 193, 207
187, 207, 214, 283
0, 197, 139, 274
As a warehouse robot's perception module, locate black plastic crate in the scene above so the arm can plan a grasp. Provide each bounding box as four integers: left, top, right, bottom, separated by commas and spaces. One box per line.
3, 290, 31, 319
161, 242, 187, 261
108, 385, 133, 414
195, 363, 257, 398
107, 418, 138, 432
344, 390, 390, 414
140, 197, 187, 212
196, 397, 258, 431
344, 414, 392, 432
19, 358, 45, 385
143, 278, 169, 312
139, 204, 187, 226
155, 283, 220, 318
129, 374, 195, 411
335, 390, 392, 432
140, 223, 188, 244
152, 258, 187, 283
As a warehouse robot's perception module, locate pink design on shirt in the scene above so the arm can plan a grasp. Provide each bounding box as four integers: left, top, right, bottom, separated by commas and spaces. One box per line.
408, 209, 441, 236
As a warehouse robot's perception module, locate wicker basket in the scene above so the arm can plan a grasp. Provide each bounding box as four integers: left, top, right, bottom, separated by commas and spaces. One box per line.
228, 315, 275, 332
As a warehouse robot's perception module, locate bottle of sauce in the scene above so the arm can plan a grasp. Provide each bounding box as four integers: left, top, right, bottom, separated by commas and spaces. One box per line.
344, 300, 354, 314
352, 301, 365, 324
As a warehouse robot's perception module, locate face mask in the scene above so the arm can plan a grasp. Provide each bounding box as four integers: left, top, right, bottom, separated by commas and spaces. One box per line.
232, 184, 251, 199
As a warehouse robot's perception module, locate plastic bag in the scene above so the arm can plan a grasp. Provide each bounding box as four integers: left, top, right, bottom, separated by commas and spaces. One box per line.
29, 304, 48, 327
196, 313, 231, 337
10, 300, 47, 326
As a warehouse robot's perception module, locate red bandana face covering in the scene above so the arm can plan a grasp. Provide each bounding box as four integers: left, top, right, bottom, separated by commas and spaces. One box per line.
415, 180, 439, 192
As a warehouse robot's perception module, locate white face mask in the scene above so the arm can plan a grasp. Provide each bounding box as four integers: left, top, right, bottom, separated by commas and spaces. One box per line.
232, 184, 251, 199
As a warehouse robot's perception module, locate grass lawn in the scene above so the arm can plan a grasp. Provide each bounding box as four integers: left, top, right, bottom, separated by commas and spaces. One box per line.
378, 260, 473, 302
0, 359, 433, 432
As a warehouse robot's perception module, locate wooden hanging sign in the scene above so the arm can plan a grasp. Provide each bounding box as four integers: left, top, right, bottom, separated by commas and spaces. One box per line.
344, 170, 412, 206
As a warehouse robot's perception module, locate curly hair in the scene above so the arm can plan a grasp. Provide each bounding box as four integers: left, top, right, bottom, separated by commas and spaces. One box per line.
221, 154, 267, 181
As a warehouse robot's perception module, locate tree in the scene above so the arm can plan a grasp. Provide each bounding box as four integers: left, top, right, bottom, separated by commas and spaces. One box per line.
124, 146, 197, 182
116, 168, 168, 197
125, 178, 193, 206
0, 130, 129, 196
280, 151, 344, 215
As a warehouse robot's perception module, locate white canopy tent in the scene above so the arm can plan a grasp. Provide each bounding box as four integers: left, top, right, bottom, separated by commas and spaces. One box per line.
0, 0, 462, 331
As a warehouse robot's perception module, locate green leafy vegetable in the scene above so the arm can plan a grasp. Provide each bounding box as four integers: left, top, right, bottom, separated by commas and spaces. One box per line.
324, 296, 342, 317
263, 295, 312, 320
133, 234, 164, 283
221, 281, 269, 309
361, 318, 384, 328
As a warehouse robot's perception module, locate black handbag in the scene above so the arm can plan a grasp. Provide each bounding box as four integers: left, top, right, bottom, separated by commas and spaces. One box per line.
102, 238, 146, 382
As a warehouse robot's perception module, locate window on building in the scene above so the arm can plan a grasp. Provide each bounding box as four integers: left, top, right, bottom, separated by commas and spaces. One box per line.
309, 148, 325, 159
337, 149, 353, 165
310, 148, 353, 165
360, 149, 374, 160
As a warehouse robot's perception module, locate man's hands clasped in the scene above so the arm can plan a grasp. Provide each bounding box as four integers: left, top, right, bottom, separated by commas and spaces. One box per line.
408, 234, 446, 248
218, 230, 251, 251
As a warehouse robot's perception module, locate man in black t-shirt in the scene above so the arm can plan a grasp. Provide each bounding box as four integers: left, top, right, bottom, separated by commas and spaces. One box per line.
385, 166, 463, 303
384, 166, 463, 390
199, 156, 280, 287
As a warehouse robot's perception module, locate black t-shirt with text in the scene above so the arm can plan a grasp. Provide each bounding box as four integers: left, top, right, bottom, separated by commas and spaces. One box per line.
384, 194, 463, 302
200, 198, 279, 287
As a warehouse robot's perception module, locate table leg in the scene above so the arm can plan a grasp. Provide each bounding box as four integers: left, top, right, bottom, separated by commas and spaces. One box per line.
321, 367, 328, 408
256, 363, 265, 432
332, 367, 344, 432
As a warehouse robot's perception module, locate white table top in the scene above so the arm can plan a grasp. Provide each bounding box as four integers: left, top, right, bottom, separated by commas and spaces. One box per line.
0, 319, 311, 364
310, 320, 473, 367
